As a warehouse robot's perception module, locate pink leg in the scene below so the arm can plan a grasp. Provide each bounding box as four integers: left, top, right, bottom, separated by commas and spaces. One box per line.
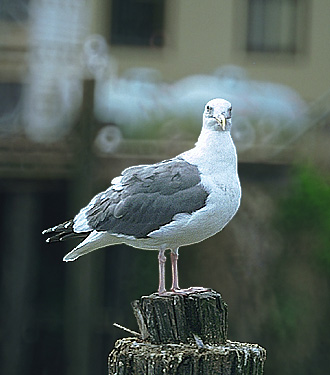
170, 248, 211, 295
158, 249, 167, 295
171, 250, 180, 292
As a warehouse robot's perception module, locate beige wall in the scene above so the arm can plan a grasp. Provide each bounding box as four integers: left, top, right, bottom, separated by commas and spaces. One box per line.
92, 0, 330, 101
0, 0, 328, 101
234, 0, 330, 100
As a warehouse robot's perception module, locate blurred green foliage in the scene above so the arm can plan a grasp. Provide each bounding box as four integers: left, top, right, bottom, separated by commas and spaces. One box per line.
277, 165, 330, 274
263, 165, 330, 374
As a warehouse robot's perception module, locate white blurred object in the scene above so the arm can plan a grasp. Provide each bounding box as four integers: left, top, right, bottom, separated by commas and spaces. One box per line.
83, 34, 117, 80
94, 68, 168, 136
23, 77, 83, 142
23, 0, 91, 142
94, 125, 122, 154
94, 64, 308, 151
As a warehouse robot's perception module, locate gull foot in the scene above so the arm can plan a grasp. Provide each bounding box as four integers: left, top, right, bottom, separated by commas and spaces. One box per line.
169, 286, 212, 295
171, 286, 212, 294
156, 287, 211, 296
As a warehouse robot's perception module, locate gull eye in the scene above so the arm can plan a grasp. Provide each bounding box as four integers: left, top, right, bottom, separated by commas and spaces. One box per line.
206, 105, 212, 112
228, 107, 232, 117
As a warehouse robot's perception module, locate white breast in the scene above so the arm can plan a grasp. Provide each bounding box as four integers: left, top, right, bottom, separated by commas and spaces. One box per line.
139, 131, 241, 250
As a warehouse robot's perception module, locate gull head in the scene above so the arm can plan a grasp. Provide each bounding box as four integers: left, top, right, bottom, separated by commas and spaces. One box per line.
203, 98, 232, 132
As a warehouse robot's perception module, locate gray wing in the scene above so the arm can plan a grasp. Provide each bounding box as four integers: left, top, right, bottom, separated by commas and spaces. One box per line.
83, 158, 209, 238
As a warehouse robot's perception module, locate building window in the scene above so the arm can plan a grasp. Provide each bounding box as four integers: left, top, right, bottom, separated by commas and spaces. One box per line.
0, 82, 22, 117
246, 0, 307, 53
0, 0, 30, 21
110, 0, 165, 47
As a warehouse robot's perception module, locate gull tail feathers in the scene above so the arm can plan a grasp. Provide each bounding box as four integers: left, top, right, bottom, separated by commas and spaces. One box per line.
63, 231, 121, 262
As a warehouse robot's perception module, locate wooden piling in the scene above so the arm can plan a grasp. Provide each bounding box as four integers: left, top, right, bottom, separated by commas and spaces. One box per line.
108, 290, 266, 374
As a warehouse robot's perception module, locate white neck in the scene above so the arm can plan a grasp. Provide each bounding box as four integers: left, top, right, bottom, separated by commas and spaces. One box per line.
180, 127, 238, 174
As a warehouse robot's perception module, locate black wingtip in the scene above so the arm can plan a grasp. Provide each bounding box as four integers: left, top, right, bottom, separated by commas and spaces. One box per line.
42, 220, 74, 243
42, 228, 54, 235
42, 219, 89, 243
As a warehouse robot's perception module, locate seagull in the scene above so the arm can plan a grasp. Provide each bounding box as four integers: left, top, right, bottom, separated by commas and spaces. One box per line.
43, 98, 241, 294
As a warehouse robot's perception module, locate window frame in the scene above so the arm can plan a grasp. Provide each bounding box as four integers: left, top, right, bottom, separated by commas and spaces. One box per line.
110, 0, 165, 47
245, 0, 309, 55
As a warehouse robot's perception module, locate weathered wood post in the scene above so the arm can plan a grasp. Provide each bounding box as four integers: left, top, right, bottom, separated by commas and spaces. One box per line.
108, 290, 266, 374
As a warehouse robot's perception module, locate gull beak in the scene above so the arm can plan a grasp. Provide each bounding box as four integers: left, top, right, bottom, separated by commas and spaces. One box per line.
215, 114, 226, 130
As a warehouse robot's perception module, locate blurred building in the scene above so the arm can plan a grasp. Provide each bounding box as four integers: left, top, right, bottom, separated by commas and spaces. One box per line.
1, 0, 330, 157
95, 0, 328, 100
1, 1, 330, 375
